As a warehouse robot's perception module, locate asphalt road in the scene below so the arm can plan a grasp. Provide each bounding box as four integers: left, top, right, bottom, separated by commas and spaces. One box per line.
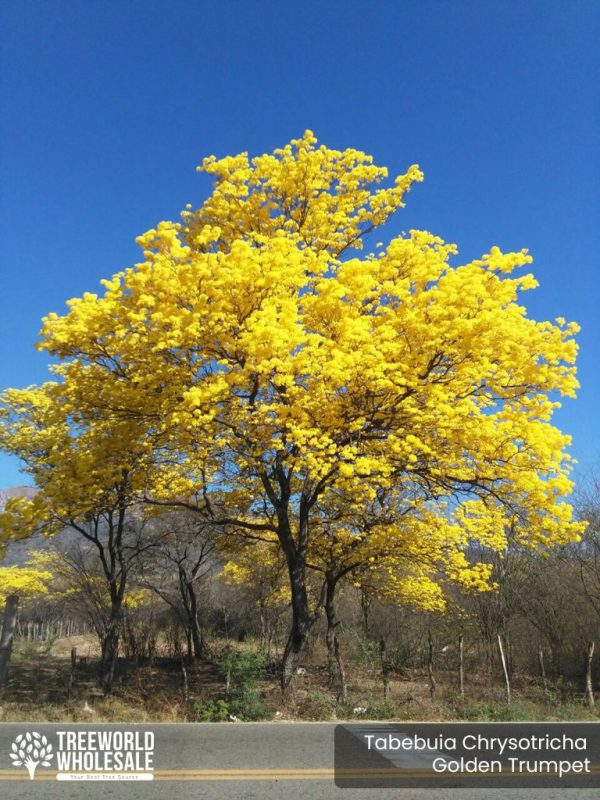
0, 722, 599, 800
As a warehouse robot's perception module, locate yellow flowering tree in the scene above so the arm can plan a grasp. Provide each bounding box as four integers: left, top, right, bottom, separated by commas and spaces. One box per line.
0, 383, 162, 692
0, 565, 51, 689
0, 566, 51, 605
303, 485, 497, 697
1, 131, 585, 692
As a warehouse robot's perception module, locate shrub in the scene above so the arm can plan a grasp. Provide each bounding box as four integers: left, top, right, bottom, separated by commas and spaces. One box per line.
213, 648, 271, 720
365, 700, 398, 719
336, 697, 398, 720
296, 690, 337, 720
193, 699, 230, 722
353, 639, 380, 671
217, 648, 267, 694
230, 689, 271, 721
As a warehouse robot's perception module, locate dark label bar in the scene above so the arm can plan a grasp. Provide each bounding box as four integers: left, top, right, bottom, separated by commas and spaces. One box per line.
334, 722, 600, 788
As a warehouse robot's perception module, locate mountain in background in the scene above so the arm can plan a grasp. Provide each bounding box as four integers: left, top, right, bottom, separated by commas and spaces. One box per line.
0, 484, 75, 566
1, 485, 37, 500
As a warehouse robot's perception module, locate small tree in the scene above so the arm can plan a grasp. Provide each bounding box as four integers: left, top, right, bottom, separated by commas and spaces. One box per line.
28, 521, 160, 691
0, 384, 165, 692
141, 510, 216, 660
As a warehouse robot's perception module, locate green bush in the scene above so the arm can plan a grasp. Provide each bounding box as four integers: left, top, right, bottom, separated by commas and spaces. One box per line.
217, 648, 267, 693
193, 699, 230, 722
230, 689, 272, 721
212, 648, 271, 720
353, 639, 380, 671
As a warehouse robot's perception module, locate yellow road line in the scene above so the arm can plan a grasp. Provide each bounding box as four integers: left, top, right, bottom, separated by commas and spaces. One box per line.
1, 767, 600, 781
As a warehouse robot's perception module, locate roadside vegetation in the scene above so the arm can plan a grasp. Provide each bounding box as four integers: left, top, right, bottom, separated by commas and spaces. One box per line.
2, 508, 600, 724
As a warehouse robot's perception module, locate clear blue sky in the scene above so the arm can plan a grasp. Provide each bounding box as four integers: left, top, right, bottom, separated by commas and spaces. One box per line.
0, 0, 598, 487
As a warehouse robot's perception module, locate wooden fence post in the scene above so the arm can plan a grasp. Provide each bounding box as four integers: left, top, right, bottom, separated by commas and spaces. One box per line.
497, 633, 511, 706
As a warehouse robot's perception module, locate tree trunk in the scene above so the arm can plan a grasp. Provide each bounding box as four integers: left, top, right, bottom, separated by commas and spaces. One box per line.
259, 607, 267, 652
100, 606, 122, 694
181, 657, 189, 704
281, 559, 315, 696
585, 641, 595, 710
325, 577, 337, 687
427, 629, 436, 699
273, 491, 320, 696
334, 637, 347, 703
187, 583, 205, 659
458, 633, 465, 699
324, 574, 346, 702
538, 647, 548, 694
360, 589, 371, 639
190, 620, 204, 659
67, 646, 76, 700
506, 629, 514, 677
266, 615, 274, 660
380, 638, 390, 701
0, 594, 19, 690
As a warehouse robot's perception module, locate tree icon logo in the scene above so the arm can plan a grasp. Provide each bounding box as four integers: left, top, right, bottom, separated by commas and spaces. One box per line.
9, 732, 54, 779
